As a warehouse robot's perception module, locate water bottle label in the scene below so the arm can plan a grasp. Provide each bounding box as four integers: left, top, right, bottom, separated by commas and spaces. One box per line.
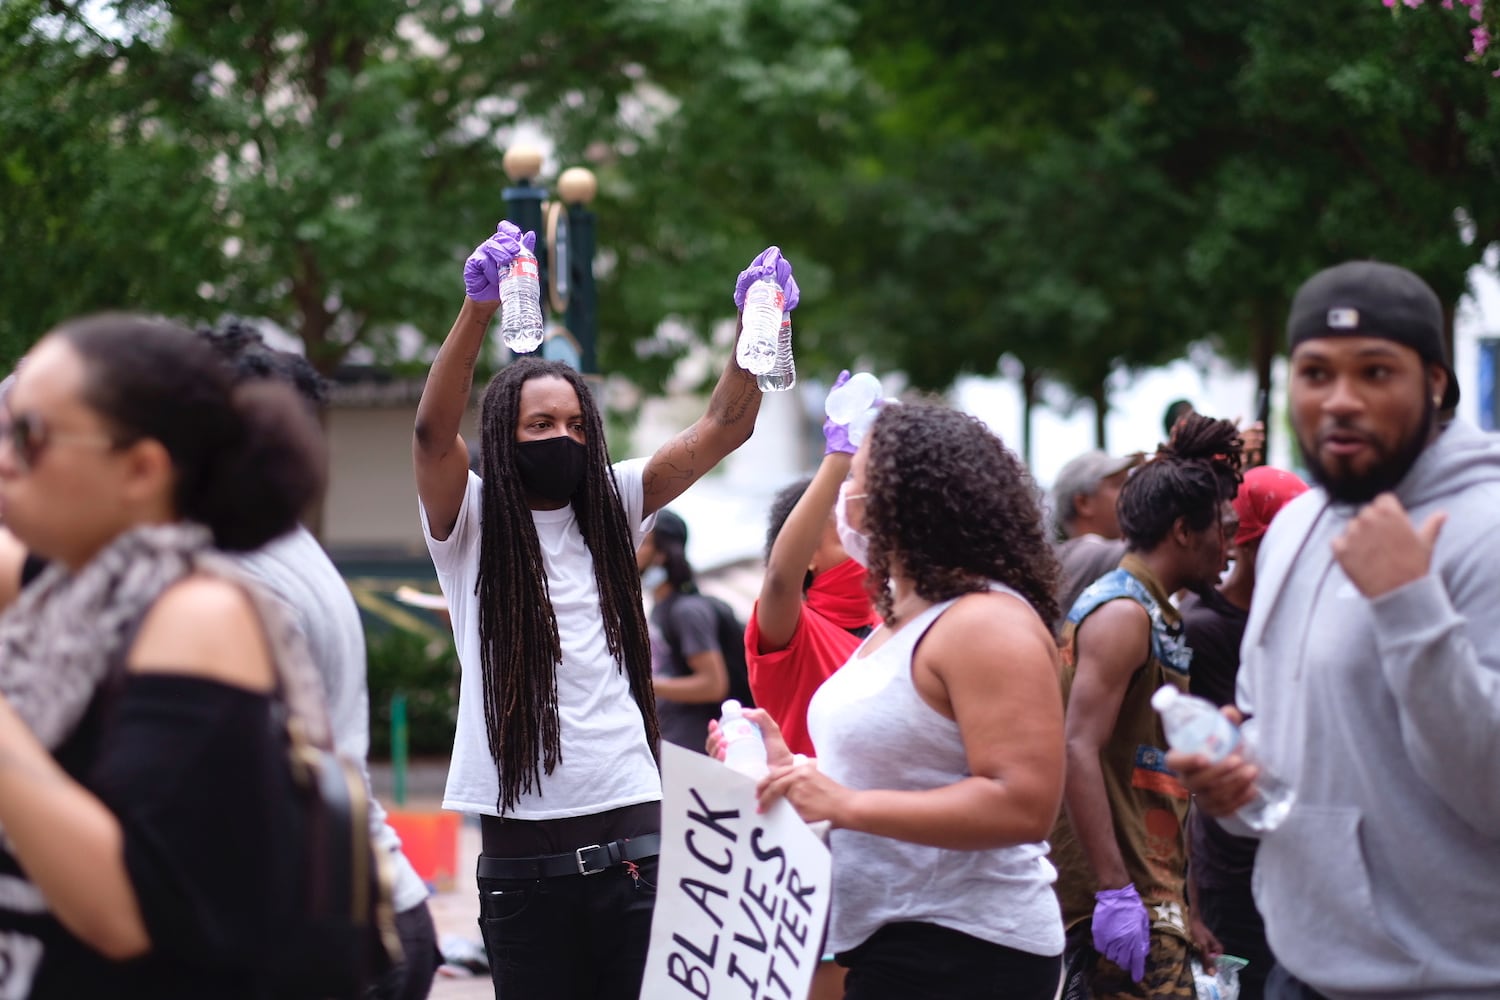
744, 281, 784, 310
509, 257, 539, 279
1171, 713, 1242, 762
722, 718, 759, 742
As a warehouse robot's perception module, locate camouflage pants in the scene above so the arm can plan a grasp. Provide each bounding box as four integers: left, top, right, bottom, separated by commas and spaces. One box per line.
1062, 924, 1195, 1000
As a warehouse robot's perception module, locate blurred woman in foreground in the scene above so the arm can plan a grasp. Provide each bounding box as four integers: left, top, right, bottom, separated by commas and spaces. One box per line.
0, 314, 329, 997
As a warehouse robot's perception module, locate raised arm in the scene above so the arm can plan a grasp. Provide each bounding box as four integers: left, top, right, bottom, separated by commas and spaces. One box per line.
755, 407, 854, 651
641, 247, 798, 516
413, 223, 533, 540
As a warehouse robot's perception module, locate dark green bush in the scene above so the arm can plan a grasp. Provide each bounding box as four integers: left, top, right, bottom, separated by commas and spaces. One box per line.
365, 627, 460, 759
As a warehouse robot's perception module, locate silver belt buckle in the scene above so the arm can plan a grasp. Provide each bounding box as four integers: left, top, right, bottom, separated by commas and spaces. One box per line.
575, 844, 607, 875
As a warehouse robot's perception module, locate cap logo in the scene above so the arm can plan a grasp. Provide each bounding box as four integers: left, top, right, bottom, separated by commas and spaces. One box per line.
1327, 308, 1359, 329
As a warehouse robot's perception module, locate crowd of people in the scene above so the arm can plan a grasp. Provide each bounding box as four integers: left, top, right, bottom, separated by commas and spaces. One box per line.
0, 217, 1492, 1000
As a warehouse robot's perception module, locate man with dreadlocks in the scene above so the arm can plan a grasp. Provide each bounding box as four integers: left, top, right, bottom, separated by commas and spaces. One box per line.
414, 221, 792, 1000
1050, 413, 1243, 1000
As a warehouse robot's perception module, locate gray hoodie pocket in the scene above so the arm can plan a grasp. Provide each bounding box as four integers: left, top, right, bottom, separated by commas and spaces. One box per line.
1254, 806, 1417, 991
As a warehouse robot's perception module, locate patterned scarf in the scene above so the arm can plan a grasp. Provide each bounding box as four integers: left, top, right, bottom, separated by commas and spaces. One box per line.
0, 522, 330, 751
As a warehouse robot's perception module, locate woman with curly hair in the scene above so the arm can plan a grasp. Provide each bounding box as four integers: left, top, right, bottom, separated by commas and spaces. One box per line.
721, 399, 1067, 999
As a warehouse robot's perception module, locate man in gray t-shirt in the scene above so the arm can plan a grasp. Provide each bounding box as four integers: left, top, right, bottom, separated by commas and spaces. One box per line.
203, 323, 438, 1000
1051, 449, 1141, 633
638, 510, 730, 753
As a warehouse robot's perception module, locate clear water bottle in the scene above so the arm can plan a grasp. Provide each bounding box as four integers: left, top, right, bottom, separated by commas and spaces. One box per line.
847, 406, 880, 447
498, 247, 544, 354
1152, 685, 1294, 833
719, 699, 768, 780
736, 278, 784, 376
825, 371, 882, 425
756, 312, 796, 393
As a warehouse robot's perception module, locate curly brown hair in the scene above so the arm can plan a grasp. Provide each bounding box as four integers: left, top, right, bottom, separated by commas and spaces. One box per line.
861, 400, 1060, 626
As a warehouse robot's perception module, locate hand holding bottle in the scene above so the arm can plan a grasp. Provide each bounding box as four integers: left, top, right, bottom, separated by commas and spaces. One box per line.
823, 371, 858, 455
733, 246, 799, 311
824, 370, 885, 447
707, 705, 794, 772
463, 222, 536, 302
1155, 686, 1293, 832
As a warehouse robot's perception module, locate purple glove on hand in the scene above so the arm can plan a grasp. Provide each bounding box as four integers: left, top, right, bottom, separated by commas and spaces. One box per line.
1092, 884, 1151, 982
733, 246, 799, 312
823, 370, 857, 456
463, 221, 537, 302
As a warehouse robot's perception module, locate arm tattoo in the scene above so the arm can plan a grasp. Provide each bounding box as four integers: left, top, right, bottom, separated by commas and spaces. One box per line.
643, 429, 699, 495
708, 370, 757, 427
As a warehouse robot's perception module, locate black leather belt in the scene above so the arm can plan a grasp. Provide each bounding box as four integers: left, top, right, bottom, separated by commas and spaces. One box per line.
476, 833, 662, 880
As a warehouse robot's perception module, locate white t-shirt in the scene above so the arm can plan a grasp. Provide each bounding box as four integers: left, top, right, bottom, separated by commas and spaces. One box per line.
421, 460, 662, 819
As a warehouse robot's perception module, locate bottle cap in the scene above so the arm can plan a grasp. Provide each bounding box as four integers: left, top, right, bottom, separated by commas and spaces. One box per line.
1150, 685, 1180, 712
721, 699, 743, 716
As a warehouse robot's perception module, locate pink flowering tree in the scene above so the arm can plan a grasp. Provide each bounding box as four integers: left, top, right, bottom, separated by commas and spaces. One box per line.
1383, 0, 1499, 71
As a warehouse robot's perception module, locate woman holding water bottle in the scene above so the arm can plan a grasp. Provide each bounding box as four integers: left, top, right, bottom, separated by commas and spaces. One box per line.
714, 400, 1068, 1000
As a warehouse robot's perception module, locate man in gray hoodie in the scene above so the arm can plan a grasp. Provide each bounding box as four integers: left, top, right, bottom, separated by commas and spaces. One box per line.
1172, 260, 1500, 1000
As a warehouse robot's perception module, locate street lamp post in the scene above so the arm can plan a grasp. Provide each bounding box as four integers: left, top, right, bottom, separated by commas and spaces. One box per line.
501, 144, 548, 302
557, 167, 599, 376
500, 145, 600, 378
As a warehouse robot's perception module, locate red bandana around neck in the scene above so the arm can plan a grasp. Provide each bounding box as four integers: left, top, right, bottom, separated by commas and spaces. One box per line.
804, 558, 880, 630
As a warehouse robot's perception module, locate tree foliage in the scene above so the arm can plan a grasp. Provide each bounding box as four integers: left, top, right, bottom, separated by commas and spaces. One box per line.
2, 0, 1497, 441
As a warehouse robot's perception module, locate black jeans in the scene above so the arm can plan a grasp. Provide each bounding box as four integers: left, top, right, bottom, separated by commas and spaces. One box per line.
1197, 884, 1272, 1000
477, 856, 658, 1000
1265, 964, 1331, 1000
366, 901, 442, 1000
838, 921, 1062, 1000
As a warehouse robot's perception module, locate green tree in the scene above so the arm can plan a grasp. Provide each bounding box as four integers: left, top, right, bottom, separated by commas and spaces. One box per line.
5, 0, 1498, 438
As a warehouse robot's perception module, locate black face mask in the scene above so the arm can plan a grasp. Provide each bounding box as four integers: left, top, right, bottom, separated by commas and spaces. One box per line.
515, 435, 588, 502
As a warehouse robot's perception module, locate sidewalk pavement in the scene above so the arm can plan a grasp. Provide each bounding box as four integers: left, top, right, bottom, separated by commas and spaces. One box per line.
426, 818, 490, 1000
370, 760, 492, 1000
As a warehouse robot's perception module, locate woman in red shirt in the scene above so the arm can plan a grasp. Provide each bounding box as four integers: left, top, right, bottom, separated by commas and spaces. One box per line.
747, 372, 880, 757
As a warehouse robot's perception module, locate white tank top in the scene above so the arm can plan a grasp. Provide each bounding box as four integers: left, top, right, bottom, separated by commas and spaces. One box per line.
805, 587, 1065, 957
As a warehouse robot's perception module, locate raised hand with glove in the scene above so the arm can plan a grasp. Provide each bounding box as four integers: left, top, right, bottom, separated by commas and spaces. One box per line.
462, 221, 536, 303
823, 370, 858, 456
732, 245, 800, 312
733, 246, 799, 378
1093, 883, 1151, 982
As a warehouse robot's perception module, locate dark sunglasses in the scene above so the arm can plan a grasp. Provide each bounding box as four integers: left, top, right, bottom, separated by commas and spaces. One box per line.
0, 409, 120, 473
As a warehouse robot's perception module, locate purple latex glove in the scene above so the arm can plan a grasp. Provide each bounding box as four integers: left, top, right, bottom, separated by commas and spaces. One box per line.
823, 370, 857, 455
733, 245, 799, 312
463, 221, 537, 301
1093, 884, 1151, 982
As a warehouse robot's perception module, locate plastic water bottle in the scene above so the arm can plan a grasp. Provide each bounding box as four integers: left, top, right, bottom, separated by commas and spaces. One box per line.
757, 312, 796, 393
1152, 685, 1293, 833
825, 371, 882, 425
498, 247, 544, 354
847, 406, 880, 447
736, 278, 784, 376
719, 699, 768, 780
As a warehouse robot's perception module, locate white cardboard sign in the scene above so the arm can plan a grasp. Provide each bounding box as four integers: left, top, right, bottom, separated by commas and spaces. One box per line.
640, 744, 832, 1000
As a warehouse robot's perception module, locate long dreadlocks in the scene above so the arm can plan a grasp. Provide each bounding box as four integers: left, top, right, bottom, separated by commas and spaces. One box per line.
474, 357, 660, 814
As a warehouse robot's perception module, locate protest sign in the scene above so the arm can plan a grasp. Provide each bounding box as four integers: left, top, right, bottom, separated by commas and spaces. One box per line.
641, 744, 832, 1000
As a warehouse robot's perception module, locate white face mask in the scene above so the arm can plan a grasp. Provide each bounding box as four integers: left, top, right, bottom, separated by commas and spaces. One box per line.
640, 564, 669, 591
834, 481, 871, 569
